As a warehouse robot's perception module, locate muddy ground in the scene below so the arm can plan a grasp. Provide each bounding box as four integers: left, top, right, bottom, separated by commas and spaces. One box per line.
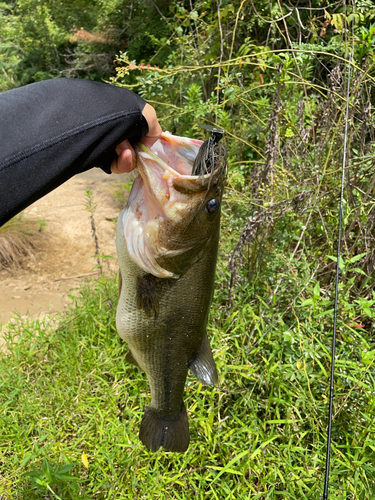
0, 168, 129, 327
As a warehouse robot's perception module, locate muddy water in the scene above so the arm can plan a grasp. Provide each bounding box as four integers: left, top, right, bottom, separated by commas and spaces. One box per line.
0, 168, 128, 325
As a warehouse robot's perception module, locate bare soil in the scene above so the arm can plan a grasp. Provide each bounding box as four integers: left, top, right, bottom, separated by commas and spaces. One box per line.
0, 168, 128, 326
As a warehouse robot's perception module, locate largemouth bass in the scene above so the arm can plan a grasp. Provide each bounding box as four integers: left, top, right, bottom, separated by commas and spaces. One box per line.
116, 131, 227, 452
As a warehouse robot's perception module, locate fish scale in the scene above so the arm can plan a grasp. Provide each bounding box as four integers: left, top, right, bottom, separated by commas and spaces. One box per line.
116, 131, 226, 452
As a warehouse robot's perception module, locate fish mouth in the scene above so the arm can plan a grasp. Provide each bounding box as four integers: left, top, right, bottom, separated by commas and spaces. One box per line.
121, 132, 226, 279
136, 135, 215, 193
138, 133, 203, 177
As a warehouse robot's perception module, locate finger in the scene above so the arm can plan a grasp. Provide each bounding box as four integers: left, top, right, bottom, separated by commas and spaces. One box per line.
115, 139, 135, 157
142, 103, 162, 148
111, 140, 136, 174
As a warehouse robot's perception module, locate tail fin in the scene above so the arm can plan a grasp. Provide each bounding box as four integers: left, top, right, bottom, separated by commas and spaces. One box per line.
139, 404, 189, 453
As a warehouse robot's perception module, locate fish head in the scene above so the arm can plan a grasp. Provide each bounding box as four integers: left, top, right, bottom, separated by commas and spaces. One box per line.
121, 132, 227, 278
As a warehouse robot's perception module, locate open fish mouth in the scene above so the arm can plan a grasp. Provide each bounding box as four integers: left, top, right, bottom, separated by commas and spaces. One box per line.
139, 132, 203, 176
120, 132, 227, 279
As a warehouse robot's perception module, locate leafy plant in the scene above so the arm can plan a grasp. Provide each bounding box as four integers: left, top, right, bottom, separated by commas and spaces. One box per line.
24, 459, 83, 500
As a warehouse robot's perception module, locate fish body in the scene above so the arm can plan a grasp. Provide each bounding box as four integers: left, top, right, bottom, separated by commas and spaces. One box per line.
116, 132, 226, 452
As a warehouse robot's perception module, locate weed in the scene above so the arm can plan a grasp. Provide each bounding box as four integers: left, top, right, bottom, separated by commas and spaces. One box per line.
0, 213, 46, 269
84, 189, 101, 269
107, 180, 134, 209
24, 459, 82, 500
0, 269, 374, 498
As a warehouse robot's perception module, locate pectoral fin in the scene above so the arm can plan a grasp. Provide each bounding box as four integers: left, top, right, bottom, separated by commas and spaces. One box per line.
136, 274, 160, 319
190, 333, 218, 386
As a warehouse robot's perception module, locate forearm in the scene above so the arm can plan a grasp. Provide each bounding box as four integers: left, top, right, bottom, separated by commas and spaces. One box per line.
0, 78, 148, 226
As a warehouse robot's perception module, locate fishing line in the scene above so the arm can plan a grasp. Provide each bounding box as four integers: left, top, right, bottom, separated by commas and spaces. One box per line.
322, 52, 352, 500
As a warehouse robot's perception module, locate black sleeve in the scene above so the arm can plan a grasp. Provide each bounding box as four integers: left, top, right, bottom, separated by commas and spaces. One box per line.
0, 78, 149, 227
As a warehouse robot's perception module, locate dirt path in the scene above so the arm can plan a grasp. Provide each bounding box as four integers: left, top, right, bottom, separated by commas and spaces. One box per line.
0, 169, 129, 326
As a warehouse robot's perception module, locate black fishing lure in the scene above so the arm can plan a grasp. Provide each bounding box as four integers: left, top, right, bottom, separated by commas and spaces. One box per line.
192, 124, 225, 177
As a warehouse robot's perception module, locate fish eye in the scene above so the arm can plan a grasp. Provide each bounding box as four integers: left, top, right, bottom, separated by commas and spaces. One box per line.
205, 199, 219, 214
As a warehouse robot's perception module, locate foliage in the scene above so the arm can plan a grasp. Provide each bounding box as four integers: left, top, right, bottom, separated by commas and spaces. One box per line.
2, 0, 375, 498
111, 1, 375, 300
0, 0, 170, 89
0, 265, 374, 498
24, 458, 82, 500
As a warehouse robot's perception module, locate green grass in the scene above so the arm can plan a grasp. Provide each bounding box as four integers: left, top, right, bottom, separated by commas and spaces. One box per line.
0, 267, 374, 499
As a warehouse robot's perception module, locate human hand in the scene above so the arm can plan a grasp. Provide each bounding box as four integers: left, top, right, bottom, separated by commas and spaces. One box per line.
140, 103, 163, 148
111, 139, 136, 174
111, 103, 162, 174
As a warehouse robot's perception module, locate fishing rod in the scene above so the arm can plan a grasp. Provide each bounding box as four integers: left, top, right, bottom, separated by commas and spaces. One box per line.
322, 52, 352, 500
